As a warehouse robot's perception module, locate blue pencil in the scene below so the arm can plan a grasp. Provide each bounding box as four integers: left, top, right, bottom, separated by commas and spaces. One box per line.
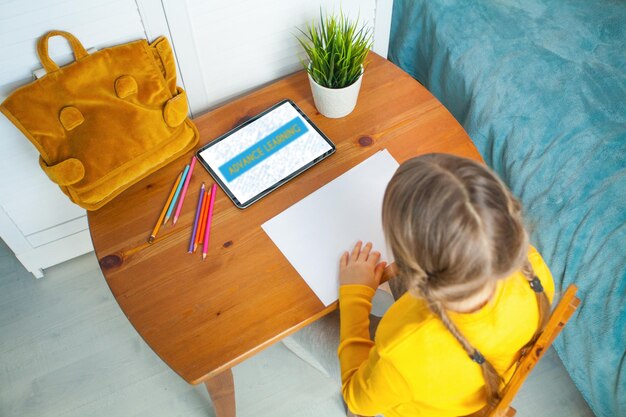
188, 184, 205, 253
164, 165, 189, 225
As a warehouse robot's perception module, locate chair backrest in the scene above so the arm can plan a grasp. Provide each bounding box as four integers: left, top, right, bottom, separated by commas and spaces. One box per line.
486, 284, 580, 417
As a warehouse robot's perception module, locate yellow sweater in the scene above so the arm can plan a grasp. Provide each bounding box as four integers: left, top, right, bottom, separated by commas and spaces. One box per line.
338, 247, 555, 417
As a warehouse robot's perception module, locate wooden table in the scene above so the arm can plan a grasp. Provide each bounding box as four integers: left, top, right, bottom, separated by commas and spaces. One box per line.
88, 53, 482, 416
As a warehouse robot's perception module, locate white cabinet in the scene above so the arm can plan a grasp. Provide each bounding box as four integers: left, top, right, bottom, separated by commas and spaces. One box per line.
0, 0, 392, 278
0, 0, 157, 278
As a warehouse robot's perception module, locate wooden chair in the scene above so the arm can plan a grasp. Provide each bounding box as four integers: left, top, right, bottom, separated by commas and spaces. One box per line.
482, 283, 581, 417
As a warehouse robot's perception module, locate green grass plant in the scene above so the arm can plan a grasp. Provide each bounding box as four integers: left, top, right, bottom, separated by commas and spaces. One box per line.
297, 11, 373, 89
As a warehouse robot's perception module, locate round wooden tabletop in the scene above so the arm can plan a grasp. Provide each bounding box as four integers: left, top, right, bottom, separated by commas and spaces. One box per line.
87, 53, 482, 385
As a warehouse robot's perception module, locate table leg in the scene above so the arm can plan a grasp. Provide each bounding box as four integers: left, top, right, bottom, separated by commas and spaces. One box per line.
204, 369, 236, 417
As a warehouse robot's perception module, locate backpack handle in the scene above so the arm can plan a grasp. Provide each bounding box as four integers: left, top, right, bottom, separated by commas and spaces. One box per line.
37, 31, 89, 73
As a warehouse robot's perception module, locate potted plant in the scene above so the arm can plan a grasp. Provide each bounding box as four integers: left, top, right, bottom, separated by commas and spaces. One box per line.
297, 11, 373, 118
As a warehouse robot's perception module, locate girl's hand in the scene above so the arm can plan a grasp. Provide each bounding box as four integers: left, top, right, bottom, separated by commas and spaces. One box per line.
339, 241, 387, 290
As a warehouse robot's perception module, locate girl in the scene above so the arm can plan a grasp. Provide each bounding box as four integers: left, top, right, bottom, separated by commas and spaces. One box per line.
338, 153, 554, 416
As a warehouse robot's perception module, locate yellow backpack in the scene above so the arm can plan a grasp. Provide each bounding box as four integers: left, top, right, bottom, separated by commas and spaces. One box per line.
1, 31, 199, 210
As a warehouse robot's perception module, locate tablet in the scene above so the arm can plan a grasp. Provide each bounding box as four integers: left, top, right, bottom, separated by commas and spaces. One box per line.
196, 99, 336, 208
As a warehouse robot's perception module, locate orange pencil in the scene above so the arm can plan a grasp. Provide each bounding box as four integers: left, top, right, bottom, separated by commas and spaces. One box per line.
195, 190, 210, 251
193, 190, 209, 252
148, 172, 183, 243
202, 183, 217, 260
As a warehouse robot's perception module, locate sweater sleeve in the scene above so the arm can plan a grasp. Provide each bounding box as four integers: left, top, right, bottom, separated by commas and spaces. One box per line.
338, 285, 376, 378
337, 285, 411, 415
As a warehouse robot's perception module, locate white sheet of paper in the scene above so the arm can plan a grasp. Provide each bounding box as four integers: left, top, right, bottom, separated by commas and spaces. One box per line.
262, 149, 399, 306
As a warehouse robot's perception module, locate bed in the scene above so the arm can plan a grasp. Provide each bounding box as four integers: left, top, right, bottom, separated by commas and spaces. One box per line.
388, 1, 626, 416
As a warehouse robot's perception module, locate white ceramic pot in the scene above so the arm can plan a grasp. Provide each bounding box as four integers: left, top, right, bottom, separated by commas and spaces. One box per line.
308, 69, 363, 118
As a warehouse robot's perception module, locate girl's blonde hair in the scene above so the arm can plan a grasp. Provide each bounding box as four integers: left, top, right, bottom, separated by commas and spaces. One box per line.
382, 153, 550, 409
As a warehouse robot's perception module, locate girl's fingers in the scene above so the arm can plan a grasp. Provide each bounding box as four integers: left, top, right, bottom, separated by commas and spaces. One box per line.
359, 242, 373, 261
340, 251, 348, 267
351, 241, 362, 260
369, 250, 381, 265
374, 261, 387, 281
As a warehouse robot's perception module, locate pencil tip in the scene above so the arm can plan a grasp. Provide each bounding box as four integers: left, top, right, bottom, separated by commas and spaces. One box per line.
172, 217, 178, 225
202, 254, 207, 260
163, 218, 169, 225
148, 236, 154, 244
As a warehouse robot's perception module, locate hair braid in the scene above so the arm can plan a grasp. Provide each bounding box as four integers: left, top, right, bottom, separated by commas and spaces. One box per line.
520, 259, 551, 345
420, 284, 503, 408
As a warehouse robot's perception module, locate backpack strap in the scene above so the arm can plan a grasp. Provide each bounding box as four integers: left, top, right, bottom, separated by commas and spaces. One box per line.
37, 31, 89, 73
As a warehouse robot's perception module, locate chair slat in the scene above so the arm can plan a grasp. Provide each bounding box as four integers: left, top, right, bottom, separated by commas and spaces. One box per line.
486, 284, 579, 417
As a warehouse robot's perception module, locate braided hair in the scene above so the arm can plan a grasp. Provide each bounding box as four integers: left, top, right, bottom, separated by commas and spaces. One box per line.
382, 154, 551, 408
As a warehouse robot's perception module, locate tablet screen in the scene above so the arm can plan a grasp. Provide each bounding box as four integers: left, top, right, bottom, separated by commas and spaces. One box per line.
196, 100, 335, 208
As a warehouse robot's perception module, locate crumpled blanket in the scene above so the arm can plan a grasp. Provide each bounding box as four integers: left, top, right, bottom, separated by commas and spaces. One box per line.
389, 1, 626, 416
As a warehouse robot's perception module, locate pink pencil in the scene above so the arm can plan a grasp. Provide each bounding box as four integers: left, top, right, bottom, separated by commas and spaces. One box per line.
173, 156, 197, 225
202, 184, 218, 260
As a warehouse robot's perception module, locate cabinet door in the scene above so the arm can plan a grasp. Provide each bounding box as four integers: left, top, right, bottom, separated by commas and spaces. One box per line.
162, 0, 393, 115
0, 0, 166, 277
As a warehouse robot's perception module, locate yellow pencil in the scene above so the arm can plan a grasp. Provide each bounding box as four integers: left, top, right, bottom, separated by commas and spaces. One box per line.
148, 172, 183, 244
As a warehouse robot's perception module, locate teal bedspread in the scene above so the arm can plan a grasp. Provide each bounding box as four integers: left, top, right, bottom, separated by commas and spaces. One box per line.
388, 1, 626, 416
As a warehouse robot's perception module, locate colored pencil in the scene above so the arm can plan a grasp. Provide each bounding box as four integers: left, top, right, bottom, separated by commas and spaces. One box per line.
194, 190, 209, 253
148, 171, 183, 243
188, 183, 205, 253
164, 164, 189, 225
173, 156, 197, 225
202, 183, 218, 260
196, 190, 210, 249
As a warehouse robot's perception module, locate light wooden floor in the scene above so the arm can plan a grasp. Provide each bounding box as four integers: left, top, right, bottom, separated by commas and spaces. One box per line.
0, 239, 595, 417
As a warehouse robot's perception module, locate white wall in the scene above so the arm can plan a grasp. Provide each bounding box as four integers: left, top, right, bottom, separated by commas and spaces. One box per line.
163, 0, 390, 115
